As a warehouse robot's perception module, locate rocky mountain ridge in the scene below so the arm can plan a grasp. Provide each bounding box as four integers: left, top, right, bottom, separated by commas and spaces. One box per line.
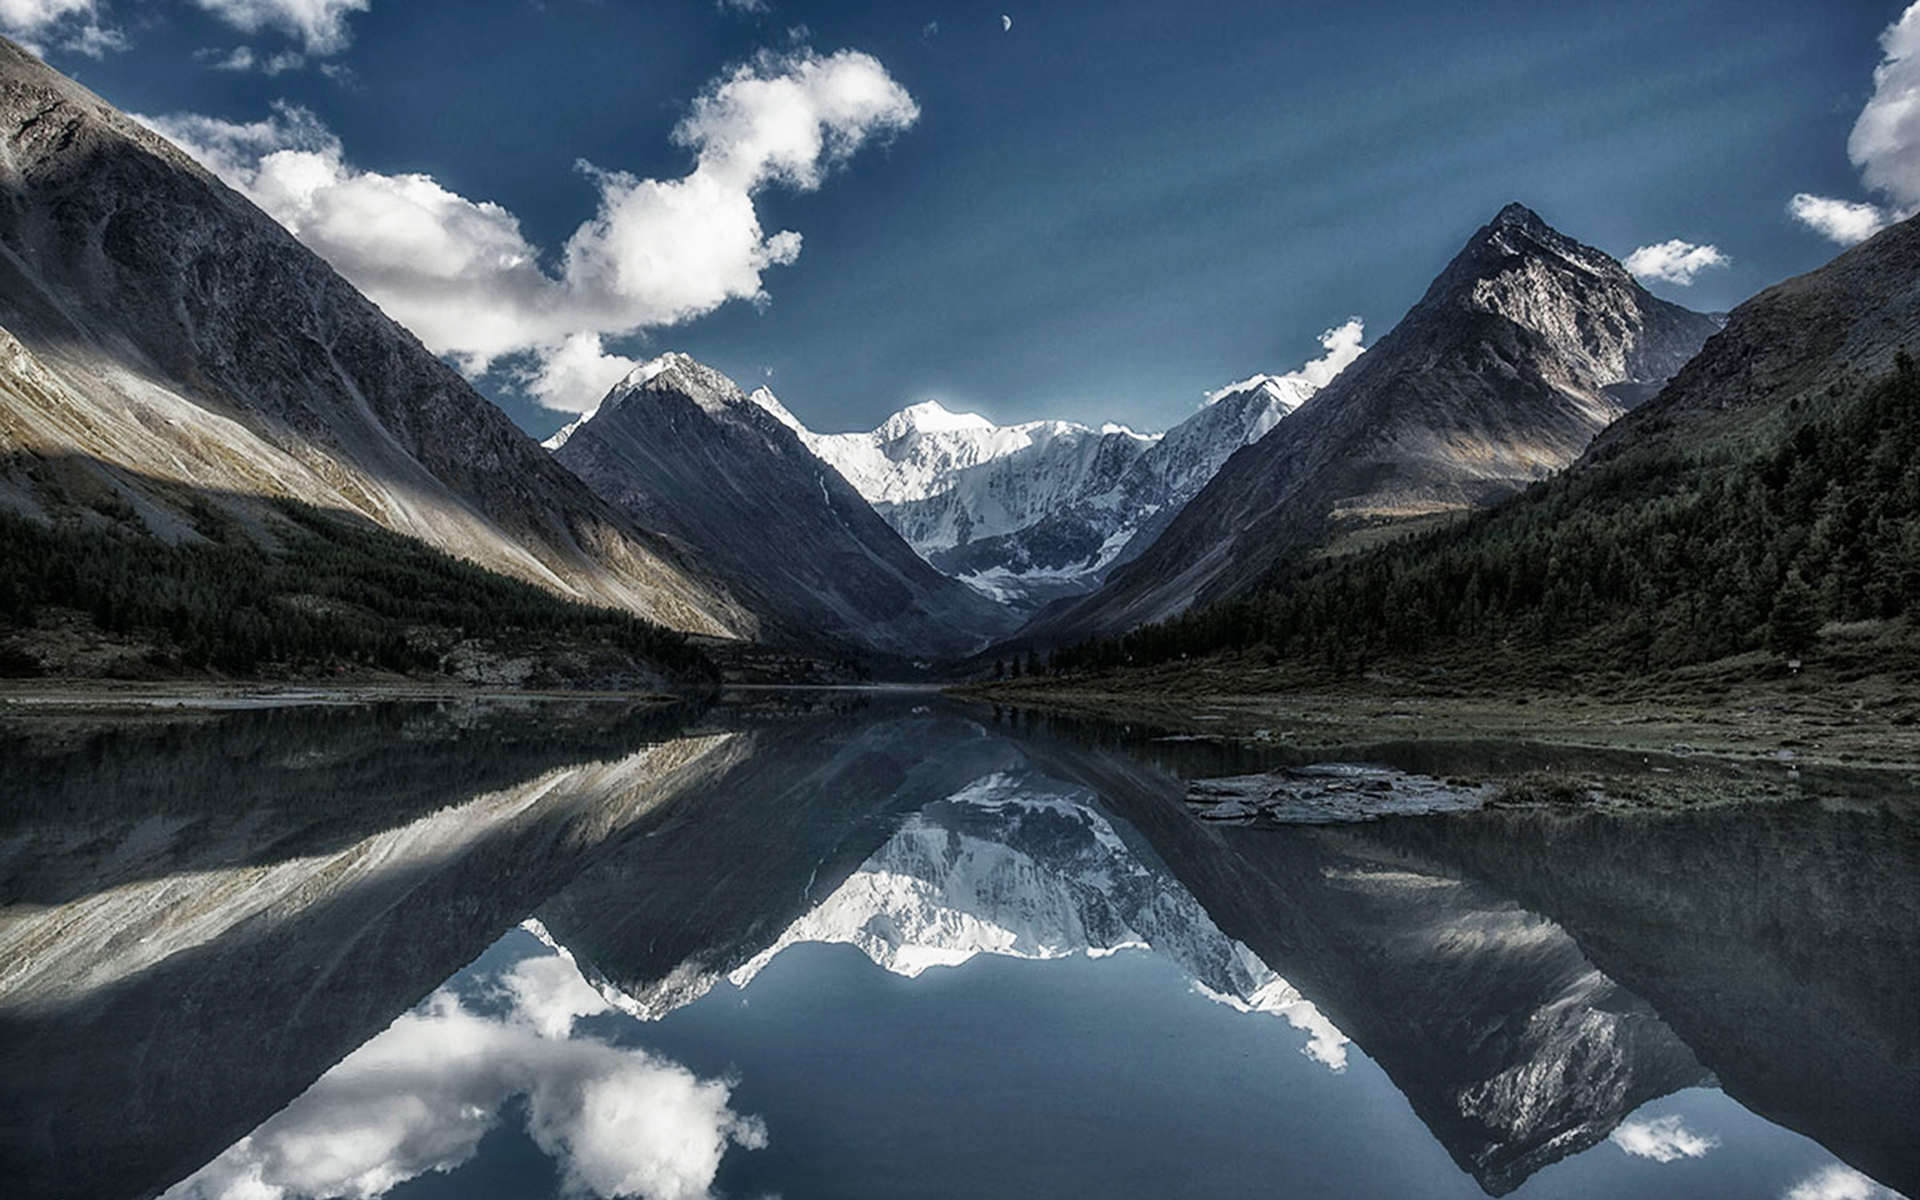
551, 353, 1018, 659
1021, 203, 1722, 643
0, 38, 750, 641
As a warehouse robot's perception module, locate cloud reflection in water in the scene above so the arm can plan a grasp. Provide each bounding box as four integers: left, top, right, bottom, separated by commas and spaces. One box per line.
162, 952, 766, 1200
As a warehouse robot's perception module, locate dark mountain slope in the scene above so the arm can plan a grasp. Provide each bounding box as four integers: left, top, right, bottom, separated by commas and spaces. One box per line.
1049, 212, 1920, 682
0, 38, 750, 641
1024, 204, 1718, 645
554, 355, 1020, 660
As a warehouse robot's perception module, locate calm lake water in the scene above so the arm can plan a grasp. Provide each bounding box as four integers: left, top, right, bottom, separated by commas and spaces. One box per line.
0, 690, 1914, 1200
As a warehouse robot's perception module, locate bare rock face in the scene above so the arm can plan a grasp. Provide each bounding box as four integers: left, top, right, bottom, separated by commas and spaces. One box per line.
0, 39, 751, 639
553, 353, 1020, 660
1026, 203, 1719, 642
1590, 208, 1920, 455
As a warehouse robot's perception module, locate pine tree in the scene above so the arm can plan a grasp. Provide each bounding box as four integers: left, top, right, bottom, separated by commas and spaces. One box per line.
1767, 573, 1820, 658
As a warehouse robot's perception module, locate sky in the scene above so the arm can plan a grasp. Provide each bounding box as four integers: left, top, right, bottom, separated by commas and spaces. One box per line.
6, 0, 1914, 440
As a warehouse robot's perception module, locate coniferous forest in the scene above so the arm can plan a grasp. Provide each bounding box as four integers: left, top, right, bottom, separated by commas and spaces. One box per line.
1049, 361, 1920, 680
0, 499, 714, 681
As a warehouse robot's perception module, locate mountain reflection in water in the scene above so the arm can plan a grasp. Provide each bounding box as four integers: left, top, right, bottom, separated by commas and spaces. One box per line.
0, 692, 1912, 1200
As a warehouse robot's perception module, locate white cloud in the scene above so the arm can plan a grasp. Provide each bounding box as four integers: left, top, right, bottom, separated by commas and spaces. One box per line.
139, 47, 918, 412
499, 942, 614, 1038
1205, 318, 1367, 403
193, 0, 369, 56
1788, 193, 1893, 246
523, 332, 641, 415
1791, 3, 1920, 245
205, 44, 254, 70
1623, 239, 1730, 286
1608, 1114, 1720, 1162
0, 0, 123, 56
1784, 1164, 1903, 1200
1850, 3, 1920, 212
163, 952, 766, 1200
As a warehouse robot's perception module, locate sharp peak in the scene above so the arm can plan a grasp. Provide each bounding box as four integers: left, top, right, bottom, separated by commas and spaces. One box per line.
618, 351, 699, 388
1472, 202, 1604, 263
602, 351, 761, 422
1434, 200, 1625, 283
1492, 201, 1548, 229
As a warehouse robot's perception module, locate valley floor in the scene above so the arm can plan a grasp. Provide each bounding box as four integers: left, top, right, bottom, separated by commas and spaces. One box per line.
953, 650, 1920, 780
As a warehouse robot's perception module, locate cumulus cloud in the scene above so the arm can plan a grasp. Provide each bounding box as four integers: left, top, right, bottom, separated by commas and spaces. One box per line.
1850, 3, 1920, 212
1608, 1114, 1720, 1162
0, 0, 124, 56
1790, 3, 1920, 245
523, 333, 641, 415
1784, 1164, 1903, 1200
1205, 318, 1367, 404
193, 0, 369, 56
499, 942, 614, 1038
140, 47, 918, 413
1623, 239, 1730, 286
1788, 194, 1892, 246
163, 952, 765, 1200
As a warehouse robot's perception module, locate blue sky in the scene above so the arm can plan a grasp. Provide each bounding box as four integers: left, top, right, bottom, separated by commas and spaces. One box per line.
13, 0, 1909, 438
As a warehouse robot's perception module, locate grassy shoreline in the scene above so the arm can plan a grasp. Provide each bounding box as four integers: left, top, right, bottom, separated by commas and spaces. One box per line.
950, 654, 1920, 772
0, 678, 694, 714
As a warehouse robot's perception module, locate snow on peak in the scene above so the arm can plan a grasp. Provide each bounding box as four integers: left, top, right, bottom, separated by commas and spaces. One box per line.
714, 769, 1351, 1071
1204, 318, 1367, 406
542, 353, 697, 449
617, 352, 690, 391
540, 410, 593, 451
879, 399, 996, 440
749, 385, 808, 435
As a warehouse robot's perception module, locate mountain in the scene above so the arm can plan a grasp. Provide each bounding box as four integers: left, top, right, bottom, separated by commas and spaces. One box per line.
1026, 203, 1720, 643
550, 354, 1018, 659
1025, 739, 1711, 1197
1055, 211, 1920, 680
0, 40, 750, 643
752, 374, 1311, 609
1592, 206, 1920, 453
585, 765, 1353, 1071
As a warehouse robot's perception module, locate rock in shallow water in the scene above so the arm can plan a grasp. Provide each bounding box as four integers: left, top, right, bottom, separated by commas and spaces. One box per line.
1187, 764, 1492, 824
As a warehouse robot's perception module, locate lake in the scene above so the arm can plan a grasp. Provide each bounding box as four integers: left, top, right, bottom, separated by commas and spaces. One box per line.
0, 690, 1913, 1200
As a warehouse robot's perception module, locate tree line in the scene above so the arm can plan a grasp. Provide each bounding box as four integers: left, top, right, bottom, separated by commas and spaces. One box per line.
1048, 358, 1920, 679
0, 498, 714, 680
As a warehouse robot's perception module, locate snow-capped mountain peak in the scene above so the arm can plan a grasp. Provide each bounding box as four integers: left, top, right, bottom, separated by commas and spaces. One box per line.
748, 385, 808, 435
1206, 373, 1318, 408
878, 399, 997, 440
669, 321, 1366, 610
620, 352, 686, 390
542, 353, 696, 451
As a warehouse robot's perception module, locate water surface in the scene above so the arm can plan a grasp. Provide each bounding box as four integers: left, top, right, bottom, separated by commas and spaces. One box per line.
0, 691, 1912, 1199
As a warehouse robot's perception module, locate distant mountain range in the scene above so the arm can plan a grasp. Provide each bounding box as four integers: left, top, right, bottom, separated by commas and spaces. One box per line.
749, 375, 1316, 610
